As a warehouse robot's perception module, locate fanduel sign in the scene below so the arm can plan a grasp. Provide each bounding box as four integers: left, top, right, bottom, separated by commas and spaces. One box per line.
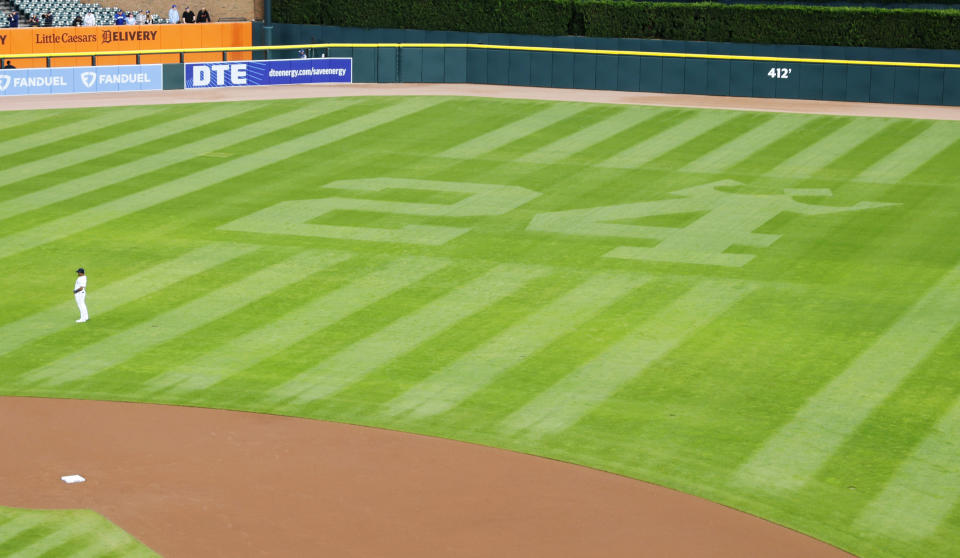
0, 64, 162, 96
185, 58, 352, 89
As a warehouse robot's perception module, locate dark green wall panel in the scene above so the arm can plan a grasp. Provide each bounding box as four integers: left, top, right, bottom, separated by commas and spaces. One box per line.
942, 68, 960, 105
530, 52, 553, 87
508, 51, 532, 86
421, 47, 445, 83
869, 67, 896, 103
353, 48, 378, 82
596, 55, 619, 91
552, 54, 575, 89
573, 54, 598, 90
798, 63, 823, 100
640, 57, 663, 92
400, 47, 422, 83
729, 61, 753, 97
822, 65, 847, 101
487, 49, 510, 85
893, 68, 920, 104
444, 48, 467, 83
377, 47, 398, 83
162, 63, 184, 90
683, 59, 709, 95
918, 68, 943, 105
662, 59, 684, 93
466, 47, 487, 84
617, 56, 641, 92
846, 66, 871, 102
705, 60, 730, 96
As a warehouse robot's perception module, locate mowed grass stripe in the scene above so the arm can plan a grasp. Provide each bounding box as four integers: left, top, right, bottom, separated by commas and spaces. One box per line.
24, 250, 350, 387
0, 101, 357, 222
438, 103, 591, 159
0, 103, 240, 204
0, 98, 435, 261
11, 514, 102, 558
726, 116, 844, 176
383, 272, 647, 420
144, 256, 449, 395
597, 111, 739, 169
766, 118, 893, 178
0, 242, 256, 356
680, 113, 809, 174
0, 110, 65, 131
734, 262, 960, 492
0, 514, 40, 542
0, 107, 157, 166
854, 121, 960, 184
516, 108, 659, 164
856, 395, 960, 538
265, 264, 551, 409
501, 280, 754, 437
0, 509, 154, 558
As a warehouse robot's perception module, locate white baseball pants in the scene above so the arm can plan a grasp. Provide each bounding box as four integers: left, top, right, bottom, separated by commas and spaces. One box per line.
75, 292, 88, 322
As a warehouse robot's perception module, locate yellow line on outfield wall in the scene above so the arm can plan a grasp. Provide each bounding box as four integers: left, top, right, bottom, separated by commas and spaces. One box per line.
3, 41, 958, 70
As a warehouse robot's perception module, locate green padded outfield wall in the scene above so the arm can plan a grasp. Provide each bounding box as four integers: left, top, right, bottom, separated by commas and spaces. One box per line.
254, 23, 960, 106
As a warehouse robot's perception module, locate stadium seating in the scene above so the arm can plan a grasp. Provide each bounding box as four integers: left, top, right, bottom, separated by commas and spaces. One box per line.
1, 1, 170, 27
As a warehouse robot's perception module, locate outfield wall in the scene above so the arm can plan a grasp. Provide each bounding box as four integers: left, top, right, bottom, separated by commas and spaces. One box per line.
256, 23, 960, 106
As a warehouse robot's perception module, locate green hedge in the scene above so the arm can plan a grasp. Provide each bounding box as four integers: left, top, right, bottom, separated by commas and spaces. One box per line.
273, 0, 960, 49
579, 3, 960, 48
274, 0, 575, 36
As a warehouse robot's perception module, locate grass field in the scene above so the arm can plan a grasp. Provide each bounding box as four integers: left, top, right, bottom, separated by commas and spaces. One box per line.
1, 95, 959, 557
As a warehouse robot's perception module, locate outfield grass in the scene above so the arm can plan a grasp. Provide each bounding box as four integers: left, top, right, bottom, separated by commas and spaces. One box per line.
1, 95, 959, 557
0, 507, 156, 557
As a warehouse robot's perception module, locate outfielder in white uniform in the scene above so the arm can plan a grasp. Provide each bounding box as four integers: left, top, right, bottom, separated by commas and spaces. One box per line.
74, 268, 88, 323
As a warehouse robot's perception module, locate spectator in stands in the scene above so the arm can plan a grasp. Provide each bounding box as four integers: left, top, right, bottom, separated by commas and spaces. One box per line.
196, 7, 210, 23
7, 11, 19, 28
125, 11, 135, 25
136, 10, 146, 24
145, 10, 154, 23
168, 4, 179, 24
182, 6, 194, 23
115, 9, 125, 24
3, 60, 15, 69
73, 13, 83, 26
43, 11, 53, 26
28, 14, 39, 26
83, 11, 96, 26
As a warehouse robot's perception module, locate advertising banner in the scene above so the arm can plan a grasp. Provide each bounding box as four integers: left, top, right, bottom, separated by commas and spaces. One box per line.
0, 64, 162, 96
184, 58, 352, 89
0, 22, 252, 68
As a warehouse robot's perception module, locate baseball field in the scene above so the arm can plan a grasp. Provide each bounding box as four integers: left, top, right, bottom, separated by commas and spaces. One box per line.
1, 89, 958, 557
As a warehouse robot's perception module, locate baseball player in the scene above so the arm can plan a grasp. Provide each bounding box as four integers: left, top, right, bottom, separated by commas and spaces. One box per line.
74, 268, 88, 323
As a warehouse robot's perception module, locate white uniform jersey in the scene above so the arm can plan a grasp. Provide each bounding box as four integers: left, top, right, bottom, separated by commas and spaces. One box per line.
75, 276, 86, 294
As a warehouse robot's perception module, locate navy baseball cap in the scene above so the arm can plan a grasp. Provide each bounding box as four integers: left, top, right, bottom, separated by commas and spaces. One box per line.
76, 268, 84, 273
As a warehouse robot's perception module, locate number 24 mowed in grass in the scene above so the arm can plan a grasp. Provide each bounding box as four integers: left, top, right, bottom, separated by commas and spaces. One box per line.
220, 178, 894, 268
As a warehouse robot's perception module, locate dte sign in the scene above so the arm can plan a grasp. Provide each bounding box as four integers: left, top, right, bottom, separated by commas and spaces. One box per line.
185, 58, 352, 88
191, 64, 247, 87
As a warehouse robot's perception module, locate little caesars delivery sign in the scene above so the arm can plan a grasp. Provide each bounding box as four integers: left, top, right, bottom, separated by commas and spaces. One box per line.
32, 29, 158, 46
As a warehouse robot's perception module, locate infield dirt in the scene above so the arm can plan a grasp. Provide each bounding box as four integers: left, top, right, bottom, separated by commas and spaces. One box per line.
1, 396, 854, 557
